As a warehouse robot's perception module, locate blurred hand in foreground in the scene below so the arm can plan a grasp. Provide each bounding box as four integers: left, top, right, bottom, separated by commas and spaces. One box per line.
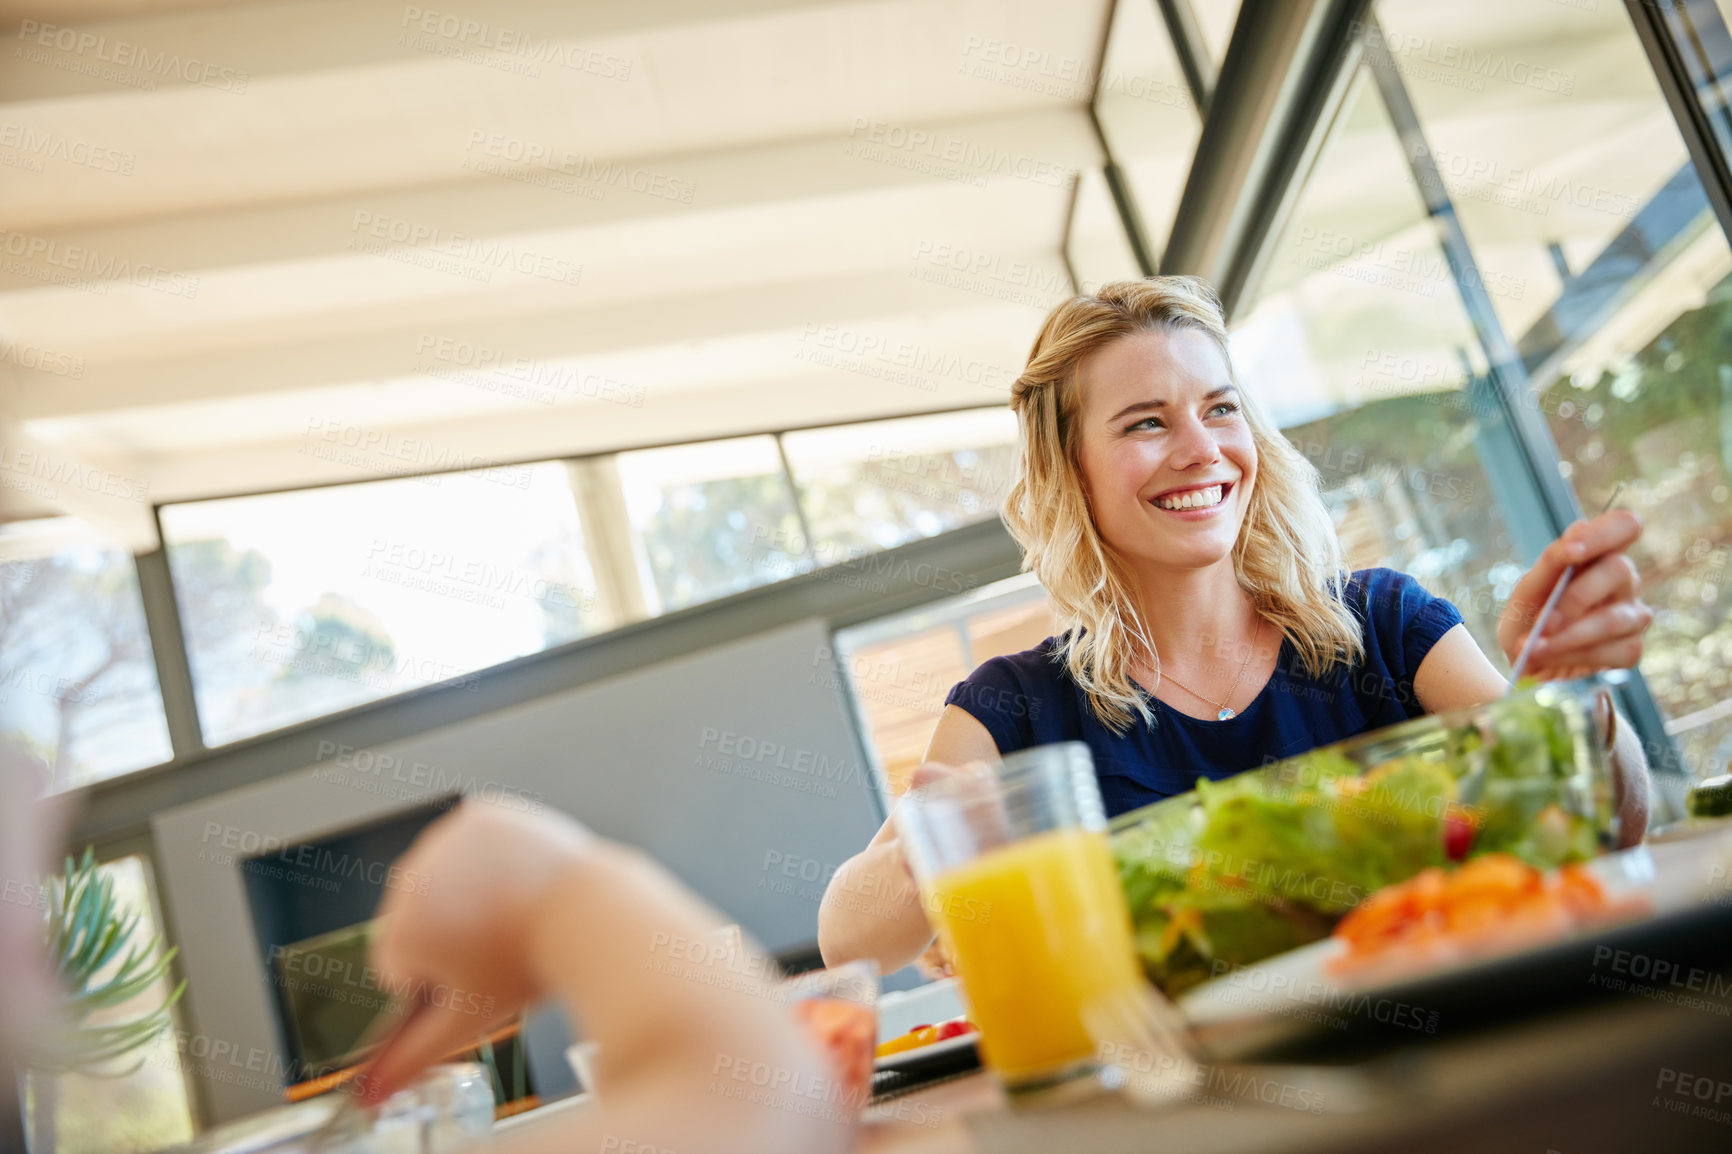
365, 800, 866, 1154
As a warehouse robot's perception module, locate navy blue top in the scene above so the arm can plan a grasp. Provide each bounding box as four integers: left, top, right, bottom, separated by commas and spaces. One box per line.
943, 568, 1465, 819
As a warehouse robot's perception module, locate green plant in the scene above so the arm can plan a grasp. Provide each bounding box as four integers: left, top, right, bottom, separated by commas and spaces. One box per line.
29, 849, 185, 1154
38, 849, 185, 1073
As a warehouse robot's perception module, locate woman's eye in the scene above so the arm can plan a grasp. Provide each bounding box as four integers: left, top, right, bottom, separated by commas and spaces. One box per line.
1208, 402, 1240, 418
1128, 417, 1164, 432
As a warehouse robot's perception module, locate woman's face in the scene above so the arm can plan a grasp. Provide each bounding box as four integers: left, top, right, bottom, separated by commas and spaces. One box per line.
1073, 327, 1258, 575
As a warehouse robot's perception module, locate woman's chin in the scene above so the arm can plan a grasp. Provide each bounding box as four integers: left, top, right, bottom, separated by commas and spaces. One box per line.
1126, 537, 1237, 572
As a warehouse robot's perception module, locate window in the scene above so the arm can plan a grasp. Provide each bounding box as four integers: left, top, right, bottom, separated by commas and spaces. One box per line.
1372, 0, 1732, 780
614, 436, 808, 614
782, 410, 1019, 561
161, 463, 604, 746
1376, 0, 1703, 340
0, 519, 172, 790
148, 413, 1020, 750
1233, 64, 1521, 657
1544, 275, 1732, 781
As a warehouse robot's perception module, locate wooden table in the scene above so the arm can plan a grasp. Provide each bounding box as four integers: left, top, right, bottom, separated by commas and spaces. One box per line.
492, 976, 1732, 1153
850, 987, 1732, 1154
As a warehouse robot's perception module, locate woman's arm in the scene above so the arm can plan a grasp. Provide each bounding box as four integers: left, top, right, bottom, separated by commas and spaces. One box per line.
817, 707, 999, 973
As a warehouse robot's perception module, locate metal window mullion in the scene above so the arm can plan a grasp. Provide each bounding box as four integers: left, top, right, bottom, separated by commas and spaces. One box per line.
1160, 0, 1373, 307
1363, 24, 1581, 538
1363, 21, 1682, 779
564, 456, 652, 626
133, 539, 205, 760
1087, 0, 1160, 277
1095, 147, 1160, 277
1624, 0, 1732, 251
1219, 26, 1365, 318
1155, 0, 1218, 117
774, 433, 818, 567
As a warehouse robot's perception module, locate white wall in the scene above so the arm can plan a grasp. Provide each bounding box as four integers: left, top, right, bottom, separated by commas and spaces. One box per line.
153, 618, 883, 1122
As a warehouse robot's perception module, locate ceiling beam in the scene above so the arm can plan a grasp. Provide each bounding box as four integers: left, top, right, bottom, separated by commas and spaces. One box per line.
0, 412, 157, 547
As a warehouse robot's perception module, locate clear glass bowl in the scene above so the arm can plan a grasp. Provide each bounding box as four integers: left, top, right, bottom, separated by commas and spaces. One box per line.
1109, 678, 1617, 996
783, 959, 879, 1107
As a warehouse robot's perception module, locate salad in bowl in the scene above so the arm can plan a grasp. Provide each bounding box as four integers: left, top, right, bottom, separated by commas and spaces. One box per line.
1111, 679, 1617, 995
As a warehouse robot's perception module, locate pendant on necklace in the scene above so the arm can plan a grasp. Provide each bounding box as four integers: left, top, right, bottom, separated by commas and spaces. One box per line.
1217, 707, 1236, 721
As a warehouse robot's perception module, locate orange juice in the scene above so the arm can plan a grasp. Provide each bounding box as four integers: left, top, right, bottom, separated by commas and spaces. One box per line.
924, 827, 1145, 1083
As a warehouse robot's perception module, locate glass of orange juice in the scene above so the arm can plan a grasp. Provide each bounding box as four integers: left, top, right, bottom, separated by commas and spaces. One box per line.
896, 743, 1150, 1097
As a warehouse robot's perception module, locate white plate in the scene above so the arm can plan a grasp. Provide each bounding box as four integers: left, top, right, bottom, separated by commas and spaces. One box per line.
1175, 833, 1732, 1058
873, 1029, 979, 1072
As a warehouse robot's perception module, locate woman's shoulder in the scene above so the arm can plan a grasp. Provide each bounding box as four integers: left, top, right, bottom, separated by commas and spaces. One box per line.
1342, 566, 1456, 606
1339, 567, 1465, 681
1339, 567, 1455, 622
1343, 565, 1419, 599
944, 635, 1073, 752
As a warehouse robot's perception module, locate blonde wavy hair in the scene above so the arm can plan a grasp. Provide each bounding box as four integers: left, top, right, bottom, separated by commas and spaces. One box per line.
1005, 276, 1364, 731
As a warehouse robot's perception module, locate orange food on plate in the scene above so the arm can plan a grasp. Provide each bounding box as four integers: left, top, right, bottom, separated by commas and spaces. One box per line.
793, 996, 877, 1102
874, 1018, 976, 1059
1330, 853, 1626, 978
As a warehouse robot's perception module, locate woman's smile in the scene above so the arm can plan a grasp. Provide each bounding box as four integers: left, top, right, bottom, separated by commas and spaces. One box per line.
1149, 479, 1236, 517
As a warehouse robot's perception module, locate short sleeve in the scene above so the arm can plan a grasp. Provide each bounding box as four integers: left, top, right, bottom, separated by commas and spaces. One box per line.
944, 656, 1038, 755
1356, 568, 1466, 683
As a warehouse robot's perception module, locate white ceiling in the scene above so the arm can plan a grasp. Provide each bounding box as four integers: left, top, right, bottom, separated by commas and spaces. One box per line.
0, 0, 1117, 546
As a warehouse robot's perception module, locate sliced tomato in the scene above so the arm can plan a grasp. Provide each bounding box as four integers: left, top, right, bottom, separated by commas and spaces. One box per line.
1443, 812, 1476, 861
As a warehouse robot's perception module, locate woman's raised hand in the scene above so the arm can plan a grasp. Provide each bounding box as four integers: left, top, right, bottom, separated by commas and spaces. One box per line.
1497, 509, 1653, 682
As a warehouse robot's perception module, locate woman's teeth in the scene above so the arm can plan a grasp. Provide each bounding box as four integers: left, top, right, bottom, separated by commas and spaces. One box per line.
1155, 485, 1224, 511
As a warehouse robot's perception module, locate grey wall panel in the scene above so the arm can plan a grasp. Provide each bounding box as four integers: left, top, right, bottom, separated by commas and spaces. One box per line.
153, 618, 882, 1124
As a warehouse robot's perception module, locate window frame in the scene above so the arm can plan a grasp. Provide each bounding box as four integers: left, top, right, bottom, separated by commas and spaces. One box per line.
92, 403, 1021, 788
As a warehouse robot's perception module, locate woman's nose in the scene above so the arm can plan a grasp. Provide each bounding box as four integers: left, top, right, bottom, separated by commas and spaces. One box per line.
1168, 416, 1220, 468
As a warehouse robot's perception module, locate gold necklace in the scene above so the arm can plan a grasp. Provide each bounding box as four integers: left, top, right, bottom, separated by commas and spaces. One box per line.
1155, 619, 1261, 721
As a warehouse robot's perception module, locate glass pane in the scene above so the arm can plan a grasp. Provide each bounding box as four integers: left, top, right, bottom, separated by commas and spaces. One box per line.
841, 625, 969, 797
782, 410, 1019, 560
39, 854, 195, 1154
1236, 66, 1519, 659
614, 436, 806, 613
1542, 263, 1732, 784
161, 463, 604, 746
0, 518, 172, 790
834, 576, 1053, 798
1685, 1, 1732, 164
1376, 0, 1732, 783
1191, 0, 1243, 67
1696, 2, 1732, 165
1375, 0, 1702, 340
1094, 0, 1204, 260
1236, 68, 1491, 422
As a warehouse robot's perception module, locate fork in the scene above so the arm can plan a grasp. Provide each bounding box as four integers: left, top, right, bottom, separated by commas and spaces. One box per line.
1085, 983, 1380, 1115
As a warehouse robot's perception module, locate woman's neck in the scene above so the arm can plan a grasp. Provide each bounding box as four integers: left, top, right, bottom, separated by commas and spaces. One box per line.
1129, 558, 1259, 679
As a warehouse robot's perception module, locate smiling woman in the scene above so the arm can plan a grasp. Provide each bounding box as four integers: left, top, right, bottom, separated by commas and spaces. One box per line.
818, 276, 1656, 976
1003, 278, 1364, 731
